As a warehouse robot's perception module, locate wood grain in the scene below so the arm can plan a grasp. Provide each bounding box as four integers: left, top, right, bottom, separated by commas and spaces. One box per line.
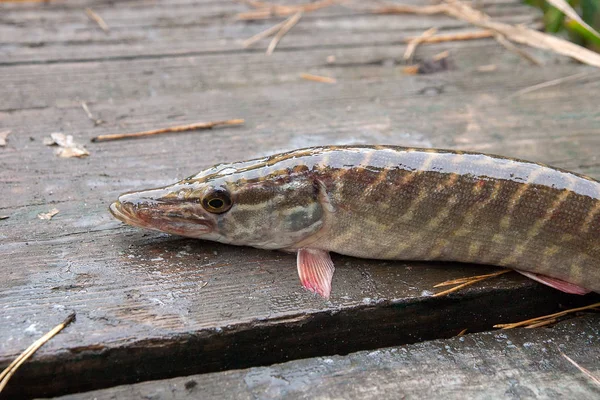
52, 315, 600, 400
1, 0, 599, 398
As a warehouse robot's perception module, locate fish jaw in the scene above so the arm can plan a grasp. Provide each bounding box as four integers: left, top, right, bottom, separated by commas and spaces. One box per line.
109, 189, 216, 238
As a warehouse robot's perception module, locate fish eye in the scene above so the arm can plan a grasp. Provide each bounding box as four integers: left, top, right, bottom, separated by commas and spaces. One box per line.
202, 189, 232, 214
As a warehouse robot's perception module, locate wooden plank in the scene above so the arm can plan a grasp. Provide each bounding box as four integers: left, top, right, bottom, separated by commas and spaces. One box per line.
1, 0, 600, 398
51, 315, 600, 400
0, 0, 538, 64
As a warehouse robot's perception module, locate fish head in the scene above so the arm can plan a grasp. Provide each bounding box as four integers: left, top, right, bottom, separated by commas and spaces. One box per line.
110, 158, 329, 249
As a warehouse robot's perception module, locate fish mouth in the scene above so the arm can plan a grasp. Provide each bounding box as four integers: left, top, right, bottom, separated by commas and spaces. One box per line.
109, 201, 129, 223
109, 200, 213, 237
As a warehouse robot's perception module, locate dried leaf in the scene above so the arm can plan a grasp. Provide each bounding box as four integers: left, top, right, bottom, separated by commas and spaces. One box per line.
0, 130, 10, 147
44, 133, 90, 158
38, 208, 59, 220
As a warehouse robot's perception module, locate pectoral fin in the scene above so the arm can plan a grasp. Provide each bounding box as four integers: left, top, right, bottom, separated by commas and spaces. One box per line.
297, 248, 335, 299
516, 270, 591, 295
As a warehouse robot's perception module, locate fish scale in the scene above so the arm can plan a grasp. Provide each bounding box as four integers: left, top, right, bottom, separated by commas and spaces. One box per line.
111, 146, 600, 297
320, 148, 597, 287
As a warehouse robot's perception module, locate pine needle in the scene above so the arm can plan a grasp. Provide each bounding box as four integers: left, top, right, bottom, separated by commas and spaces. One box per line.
90, 119, 244, 142
434, 269, 512, 287
525, 318, 557, 329
494, 33, 542, 66
300, 73, 337, 83
404, 30, 494, 44
81, 102, 103, 126
0, 314, 76, 394
508, 71, 595, 98
403, 27, 438, 61
432, 269, 511, 297
236, 0, 336, 20
242, 18, 289, 48
432, 277, 487, 297
561, 352, 600, 386
266, 11, 302, 55
85, 8, 109, 33
494, 302, 600, 329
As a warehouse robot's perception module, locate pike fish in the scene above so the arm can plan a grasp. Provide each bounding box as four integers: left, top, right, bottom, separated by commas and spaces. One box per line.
110, 146, 600, 298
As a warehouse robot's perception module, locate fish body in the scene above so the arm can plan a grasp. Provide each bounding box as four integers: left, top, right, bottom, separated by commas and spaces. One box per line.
110, 146, 600, 297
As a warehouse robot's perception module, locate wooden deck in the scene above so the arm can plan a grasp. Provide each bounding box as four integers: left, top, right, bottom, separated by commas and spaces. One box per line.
1, 0, 599, 398
54, 315, 600, 399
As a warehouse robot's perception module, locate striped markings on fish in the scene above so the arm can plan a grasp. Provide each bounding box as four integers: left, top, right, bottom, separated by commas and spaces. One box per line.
110, 146, 600, 298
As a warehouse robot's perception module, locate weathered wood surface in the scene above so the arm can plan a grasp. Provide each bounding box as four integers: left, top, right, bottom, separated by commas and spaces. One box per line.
1, 0, 600, 398
52, 315, 600, 400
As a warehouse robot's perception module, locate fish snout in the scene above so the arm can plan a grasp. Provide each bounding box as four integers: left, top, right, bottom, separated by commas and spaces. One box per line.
110, 187, 216, 237
109, 188, 168, 224
118, 188, 169, 208
109, 200, 122, 219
